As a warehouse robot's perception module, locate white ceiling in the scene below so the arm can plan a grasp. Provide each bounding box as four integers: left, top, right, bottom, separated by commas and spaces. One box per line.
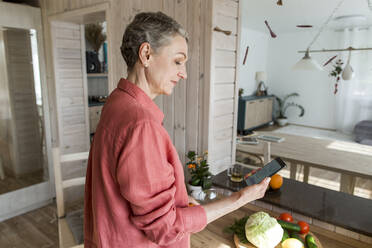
242, 0, 372, 34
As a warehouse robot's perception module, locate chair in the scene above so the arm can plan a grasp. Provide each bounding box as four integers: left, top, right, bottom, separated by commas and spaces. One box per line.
53, 147, 89, 248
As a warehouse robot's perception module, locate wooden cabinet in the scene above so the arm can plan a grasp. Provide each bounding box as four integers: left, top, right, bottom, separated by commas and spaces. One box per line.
89, 106, 103, 134
238, 96, 274, 134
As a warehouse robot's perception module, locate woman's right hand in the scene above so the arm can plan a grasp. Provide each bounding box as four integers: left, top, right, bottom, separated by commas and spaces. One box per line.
203, 177, 271, 224
236, 177, 271, 204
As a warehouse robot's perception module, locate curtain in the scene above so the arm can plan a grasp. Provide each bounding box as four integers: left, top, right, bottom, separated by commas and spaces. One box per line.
334, 27, 372, 134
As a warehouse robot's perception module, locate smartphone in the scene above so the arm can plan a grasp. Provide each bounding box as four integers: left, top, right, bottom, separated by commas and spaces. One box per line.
245, 157, 287, 186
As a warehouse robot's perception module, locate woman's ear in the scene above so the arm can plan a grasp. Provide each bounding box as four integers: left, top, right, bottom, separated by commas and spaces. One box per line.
138, 42, 151, 68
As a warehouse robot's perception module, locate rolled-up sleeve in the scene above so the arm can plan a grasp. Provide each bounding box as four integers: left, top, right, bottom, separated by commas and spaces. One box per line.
116, 121, 207, 245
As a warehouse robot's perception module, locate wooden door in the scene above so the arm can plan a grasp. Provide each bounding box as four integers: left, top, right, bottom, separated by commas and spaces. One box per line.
51, 21, 90, 154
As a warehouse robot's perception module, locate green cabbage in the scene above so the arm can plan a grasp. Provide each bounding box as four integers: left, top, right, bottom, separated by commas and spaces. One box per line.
245, 212, 283, 248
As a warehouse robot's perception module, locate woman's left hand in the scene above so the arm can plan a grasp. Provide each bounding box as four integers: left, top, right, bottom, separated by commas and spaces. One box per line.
188, 195, 200, 206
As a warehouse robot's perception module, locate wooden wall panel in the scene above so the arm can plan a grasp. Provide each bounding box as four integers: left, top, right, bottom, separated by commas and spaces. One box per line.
208, 0, 240, 174
185, 0, 201, 158
214, 99, 234, 117
215, 50, 236, 67
215, 84, 234, 100
162, 0, 175, 142
173, 0, 187, 164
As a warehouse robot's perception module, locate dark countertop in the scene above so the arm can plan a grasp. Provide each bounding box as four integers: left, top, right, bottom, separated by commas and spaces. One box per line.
213, 166, 372, 237
88, 101, 105, 107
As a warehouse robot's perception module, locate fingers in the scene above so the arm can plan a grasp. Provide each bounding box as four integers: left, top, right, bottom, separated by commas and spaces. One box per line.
260, 177, 271, 186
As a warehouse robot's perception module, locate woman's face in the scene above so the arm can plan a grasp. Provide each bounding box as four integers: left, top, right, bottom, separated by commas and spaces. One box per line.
145, 35, 188, 96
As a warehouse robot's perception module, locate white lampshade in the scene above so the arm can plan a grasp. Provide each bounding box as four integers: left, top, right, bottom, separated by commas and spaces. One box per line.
293, 50, 323, 71
255, 71, 267, 82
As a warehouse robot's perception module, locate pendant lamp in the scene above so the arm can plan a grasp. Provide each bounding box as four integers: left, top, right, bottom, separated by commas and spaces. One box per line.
293, 50, 323, 71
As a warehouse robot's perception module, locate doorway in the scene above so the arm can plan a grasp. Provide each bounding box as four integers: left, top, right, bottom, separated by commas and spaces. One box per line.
48, 3, 109, 207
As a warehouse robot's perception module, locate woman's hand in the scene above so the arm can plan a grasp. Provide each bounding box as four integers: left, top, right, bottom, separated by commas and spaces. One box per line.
188, 195, 200, 206
236, 177, 271, 204
202, 177, 271, 224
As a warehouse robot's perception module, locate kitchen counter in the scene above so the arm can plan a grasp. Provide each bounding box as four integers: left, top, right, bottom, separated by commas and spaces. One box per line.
213, 167, 372, 238
190, 203, 369, 248
88, 101, 105, 107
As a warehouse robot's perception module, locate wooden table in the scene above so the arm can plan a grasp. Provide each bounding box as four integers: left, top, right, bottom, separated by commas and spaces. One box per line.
191, 203, 370, 248
236, 132, 372, 194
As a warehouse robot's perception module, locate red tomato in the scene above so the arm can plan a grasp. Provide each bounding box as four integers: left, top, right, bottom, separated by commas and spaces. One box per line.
279, 213, 293, 222
298, 221, 310, 234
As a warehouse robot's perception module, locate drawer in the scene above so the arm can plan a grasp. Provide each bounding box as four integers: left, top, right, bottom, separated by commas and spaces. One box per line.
89, 106, 102, 118
89, 106, 103, 133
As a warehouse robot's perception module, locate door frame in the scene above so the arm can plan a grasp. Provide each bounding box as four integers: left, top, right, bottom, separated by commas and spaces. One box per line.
0, 2, 54, 221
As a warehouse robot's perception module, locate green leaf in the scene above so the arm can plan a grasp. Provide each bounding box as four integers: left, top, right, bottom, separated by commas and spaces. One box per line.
283, 102, 305, 117
202, 179, 212, 189
191, 178, 201, 186
186, 151, 196, 161
224, 216, 249, 244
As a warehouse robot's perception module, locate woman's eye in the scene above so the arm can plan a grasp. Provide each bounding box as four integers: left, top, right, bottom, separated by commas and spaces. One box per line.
175, 61, 181, 65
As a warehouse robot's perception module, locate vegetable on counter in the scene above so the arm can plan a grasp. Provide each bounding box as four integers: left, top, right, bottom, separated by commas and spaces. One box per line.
245, 211, 284, 248
277, 219, 301, 232
282, 228, 290, 242
306, 234, 318, 248
279, 212, 293, 222
298, 221, 310, 234
290, 232, 304, 245
281, 238, 304, 248
224, 216, 249, 244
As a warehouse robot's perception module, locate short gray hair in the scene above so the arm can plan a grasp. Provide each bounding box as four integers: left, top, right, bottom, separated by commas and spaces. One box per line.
120, 11, 188, 72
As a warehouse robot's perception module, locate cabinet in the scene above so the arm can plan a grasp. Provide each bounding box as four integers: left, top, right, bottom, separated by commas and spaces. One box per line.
237, 95, 274, 134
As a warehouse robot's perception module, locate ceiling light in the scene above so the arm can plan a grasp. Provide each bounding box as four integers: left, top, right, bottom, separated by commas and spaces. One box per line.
293, 50, 323, 71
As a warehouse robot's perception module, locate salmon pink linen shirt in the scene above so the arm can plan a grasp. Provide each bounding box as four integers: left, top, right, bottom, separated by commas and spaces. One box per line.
84, 78, 207, 248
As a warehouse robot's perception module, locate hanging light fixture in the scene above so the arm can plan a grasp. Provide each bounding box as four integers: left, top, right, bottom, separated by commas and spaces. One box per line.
293, 0, 345, 71
293, 49, 323, 70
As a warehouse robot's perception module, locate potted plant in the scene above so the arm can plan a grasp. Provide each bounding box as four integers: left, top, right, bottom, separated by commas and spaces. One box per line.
85, 23, 106, 73
274, 93, 305, 126
186, 151, 212, 200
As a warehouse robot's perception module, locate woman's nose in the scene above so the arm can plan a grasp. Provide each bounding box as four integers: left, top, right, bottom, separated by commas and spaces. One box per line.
178, 69, 187, 80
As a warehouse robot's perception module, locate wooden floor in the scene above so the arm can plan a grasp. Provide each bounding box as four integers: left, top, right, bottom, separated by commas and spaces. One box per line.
0, 169, 45, 195
0, 203, 58, 248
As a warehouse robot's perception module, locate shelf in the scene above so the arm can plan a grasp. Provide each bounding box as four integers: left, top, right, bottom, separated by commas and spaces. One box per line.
87, 73, 108, 78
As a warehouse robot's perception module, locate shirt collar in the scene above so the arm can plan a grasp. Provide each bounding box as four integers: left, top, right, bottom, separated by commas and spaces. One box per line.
117, 78, 164, 124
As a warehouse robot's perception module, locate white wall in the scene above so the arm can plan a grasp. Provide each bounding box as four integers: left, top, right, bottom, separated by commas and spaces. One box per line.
238, 27, 269, 96
266, 30, 340, 129
238, 15, 342, 129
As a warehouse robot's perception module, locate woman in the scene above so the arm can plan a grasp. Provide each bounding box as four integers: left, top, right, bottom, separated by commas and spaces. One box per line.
84, 12, 270, 248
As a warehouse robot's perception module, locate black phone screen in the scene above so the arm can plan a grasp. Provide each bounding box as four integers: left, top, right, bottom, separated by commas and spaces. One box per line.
245, 158, 287, 186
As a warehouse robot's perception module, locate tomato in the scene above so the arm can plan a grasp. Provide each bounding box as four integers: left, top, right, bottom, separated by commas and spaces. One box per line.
279, 213, 293, 222
298, 221, 310, 234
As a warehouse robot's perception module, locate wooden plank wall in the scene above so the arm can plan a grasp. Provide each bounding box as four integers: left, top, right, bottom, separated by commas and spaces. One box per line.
41, 0, 214, 169
207, 0, 240, 174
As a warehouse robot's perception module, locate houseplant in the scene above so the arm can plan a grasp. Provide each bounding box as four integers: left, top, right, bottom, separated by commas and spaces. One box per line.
85, 23, 106, 53
274, 93, 305, 126
186, 151, 212, 200
85, 23, 106, 73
